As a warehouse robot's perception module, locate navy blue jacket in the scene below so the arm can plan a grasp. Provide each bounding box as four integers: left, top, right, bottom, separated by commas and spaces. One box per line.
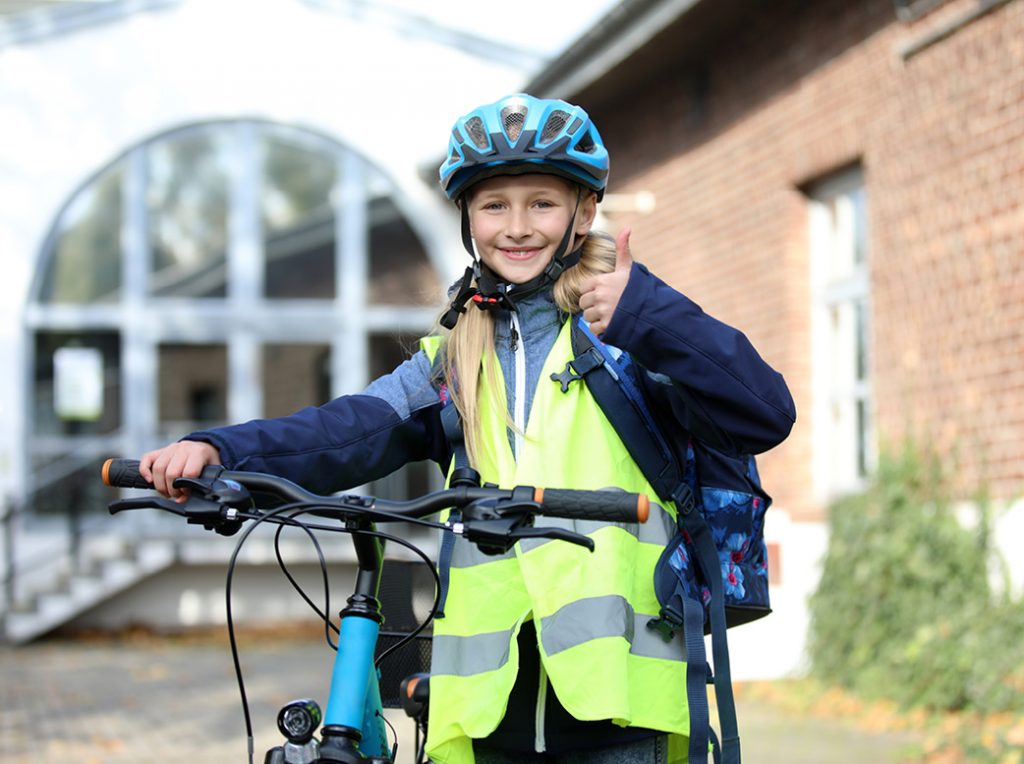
187, 264, 795, 493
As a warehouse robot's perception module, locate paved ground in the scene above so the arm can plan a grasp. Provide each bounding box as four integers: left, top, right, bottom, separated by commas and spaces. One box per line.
0, 635, 920, 763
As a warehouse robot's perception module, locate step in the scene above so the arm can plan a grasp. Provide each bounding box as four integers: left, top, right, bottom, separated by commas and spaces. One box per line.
3, 541, 176, 644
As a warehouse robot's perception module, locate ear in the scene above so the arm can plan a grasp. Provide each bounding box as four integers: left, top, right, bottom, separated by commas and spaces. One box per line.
574, 191, 598, 236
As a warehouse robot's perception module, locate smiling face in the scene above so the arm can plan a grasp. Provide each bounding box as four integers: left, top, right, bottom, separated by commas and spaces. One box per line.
466, 174, 597, 284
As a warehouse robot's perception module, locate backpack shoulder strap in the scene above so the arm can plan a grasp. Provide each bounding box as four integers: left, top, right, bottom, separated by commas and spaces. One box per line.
559, 315, 742, 764
561, 315, 686, 503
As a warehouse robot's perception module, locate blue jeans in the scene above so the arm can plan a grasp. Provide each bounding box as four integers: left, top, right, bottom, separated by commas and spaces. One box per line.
472, 734, 669, 764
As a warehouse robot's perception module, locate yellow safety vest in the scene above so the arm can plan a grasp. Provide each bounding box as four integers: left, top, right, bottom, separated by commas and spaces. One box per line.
422, 320, 690, 764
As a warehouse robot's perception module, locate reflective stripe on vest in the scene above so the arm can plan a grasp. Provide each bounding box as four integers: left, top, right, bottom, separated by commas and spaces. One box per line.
424, 320, 689, 764
431, 595, 680, 678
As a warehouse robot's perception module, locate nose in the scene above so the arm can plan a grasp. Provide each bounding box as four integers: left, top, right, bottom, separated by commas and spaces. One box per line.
505, 207, 532, 240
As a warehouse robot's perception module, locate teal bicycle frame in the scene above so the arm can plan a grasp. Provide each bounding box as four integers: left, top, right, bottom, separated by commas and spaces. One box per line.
315, 523, 391, 762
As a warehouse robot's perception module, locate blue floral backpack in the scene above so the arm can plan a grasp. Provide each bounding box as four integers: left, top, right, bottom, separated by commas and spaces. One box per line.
555, 315, 773, 764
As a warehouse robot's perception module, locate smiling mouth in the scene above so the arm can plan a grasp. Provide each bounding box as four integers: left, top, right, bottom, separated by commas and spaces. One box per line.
500, 248, 542, 260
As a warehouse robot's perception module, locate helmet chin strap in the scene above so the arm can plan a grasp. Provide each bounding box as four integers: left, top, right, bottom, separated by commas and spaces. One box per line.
440, 191, 584, 330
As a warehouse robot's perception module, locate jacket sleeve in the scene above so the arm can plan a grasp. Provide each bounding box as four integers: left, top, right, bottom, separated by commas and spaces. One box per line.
601, 263, 796, 455
184, 350, 451, 495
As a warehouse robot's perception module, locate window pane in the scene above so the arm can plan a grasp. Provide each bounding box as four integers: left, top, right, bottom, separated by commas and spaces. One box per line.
148, 128, 230, 298
851, 187, 867, 266
369, 331, 413, 378
33, 331, 121, 436
262, 134, 337, 299
810, 169, 872, 496
38, 163, 123, 304
856, 398, 869, 478
29, 456, 109, 516
157, 343, 228, 436
368, 195, 441, 306
263, 343, 331, 418
855, 298, 868, 382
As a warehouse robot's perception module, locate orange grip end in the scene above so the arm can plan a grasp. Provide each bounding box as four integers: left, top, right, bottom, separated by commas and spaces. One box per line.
406, 676, 420, 698
637, 495, 650, 524
533, 487, 544, 504
101, 458, 113, 486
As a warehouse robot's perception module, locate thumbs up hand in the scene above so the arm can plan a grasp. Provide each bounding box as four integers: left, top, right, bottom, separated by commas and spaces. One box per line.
579, 227, 634, 336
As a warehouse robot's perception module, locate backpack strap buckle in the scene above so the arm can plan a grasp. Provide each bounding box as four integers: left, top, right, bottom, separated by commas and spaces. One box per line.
671, 481, 698, 518
646, 605, 685, 643
550, 347, 604, 393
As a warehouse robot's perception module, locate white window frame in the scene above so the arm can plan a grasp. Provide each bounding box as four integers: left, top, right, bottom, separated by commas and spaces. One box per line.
24, 119, 442, 501
808, 168, 874, 502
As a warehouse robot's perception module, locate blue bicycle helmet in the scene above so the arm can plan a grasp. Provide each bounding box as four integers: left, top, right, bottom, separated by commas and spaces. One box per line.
439, 93, 610, 201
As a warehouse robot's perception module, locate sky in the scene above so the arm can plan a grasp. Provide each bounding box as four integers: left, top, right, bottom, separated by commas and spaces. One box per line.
365, 0, 624, 58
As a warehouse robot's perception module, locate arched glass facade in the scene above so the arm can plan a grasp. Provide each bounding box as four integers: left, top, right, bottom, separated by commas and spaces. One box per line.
26, 120, 444, 513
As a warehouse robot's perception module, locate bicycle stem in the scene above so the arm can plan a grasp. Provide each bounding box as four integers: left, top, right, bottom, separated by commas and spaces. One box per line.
319, 518, 390, 762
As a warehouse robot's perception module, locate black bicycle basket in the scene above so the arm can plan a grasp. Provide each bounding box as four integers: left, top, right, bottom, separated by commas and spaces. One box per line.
374, 559, 434, 709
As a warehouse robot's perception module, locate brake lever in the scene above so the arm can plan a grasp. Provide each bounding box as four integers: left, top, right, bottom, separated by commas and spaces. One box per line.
510, 526, 595, 552
457, 521, 595, 554
108, 494, 247, 536
109, 497, 189, 516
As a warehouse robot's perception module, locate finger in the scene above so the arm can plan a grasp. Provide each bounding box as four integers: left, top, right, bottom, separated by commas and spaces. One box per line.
182, 447, 212, 480
615, 227, 633, 271
578, 289, 596, 311
150, 450, 170, 496
165, 450, 190, 499
139, 450, 157, 482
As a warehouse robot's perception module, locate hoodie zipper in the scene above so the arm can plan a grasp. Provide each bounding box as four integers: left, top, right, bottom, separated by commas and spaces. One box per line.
510, 311, 526, 461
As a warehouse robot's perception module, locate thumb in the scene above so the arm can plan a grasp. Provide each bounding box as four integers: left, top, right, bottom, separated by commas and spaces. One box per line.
615, 227, 633, 271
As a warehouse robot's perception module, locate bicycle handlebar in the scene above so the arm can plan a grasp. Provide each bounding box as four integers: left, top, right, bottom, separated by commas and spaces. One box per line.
101, 458, 650, 525
101, 457, 650, 763
102, 458, 155, 490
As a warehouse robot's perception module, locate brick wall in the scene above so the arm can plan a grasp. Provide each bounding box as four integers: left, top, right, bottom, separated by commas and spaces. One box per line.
589, 0, 1024, 518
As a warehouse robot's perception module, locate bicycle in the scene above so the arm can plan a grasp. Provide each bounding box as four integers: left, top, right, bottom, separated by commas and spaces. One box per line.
101, 458, 650, 764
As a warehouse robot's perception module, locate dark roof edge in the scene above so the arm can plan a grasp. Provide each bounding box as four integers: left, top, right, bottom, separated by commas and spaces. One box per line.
525, 0, 705, 99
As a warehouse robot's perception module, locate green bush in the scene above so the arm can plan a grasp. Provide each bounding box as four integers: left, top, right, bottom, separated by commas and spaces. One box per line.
808, 444, 1024, 714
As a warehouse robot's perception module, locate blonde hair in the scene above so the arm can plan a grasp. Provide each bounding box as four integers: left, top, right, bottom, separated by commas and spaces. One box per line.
438, 230, 617, 465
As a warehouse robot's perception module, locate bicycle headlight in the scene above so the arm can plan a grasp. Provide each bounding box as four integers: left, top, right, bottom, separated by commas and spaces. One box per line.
277, 699, 322, 744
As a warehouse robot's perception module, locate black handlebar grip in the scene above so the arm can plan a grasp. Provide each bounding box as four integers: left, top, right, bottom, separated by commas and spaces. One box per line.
533, 488, 649, 524
101, 459, 154, 489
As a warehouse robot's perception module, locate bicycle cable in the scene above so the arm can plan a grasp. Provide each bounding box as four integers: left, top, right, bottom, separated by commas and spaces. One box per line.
273, 517, 340, 648
221, 500, 448, 764
224, 503, 329, 764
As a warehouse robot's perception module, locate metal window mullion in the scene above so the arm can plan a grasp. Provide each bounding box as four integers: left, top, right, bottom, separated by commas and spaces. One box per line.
332, 153, 368, 397
227, 123, 263, 422
121, 146, 157, 457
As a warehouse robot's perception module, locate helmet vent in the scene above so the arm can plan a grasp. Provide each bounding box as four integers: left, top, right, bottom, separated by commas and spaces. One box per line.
464, 117, 489, 149
540, 110, 570, 144
500, 105, 527, 142
575, 129, 597, 155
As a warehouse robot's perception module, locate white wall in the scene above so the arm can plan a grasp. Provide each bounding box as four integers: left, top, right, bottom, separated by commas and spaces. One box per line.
71, 561, 358, 631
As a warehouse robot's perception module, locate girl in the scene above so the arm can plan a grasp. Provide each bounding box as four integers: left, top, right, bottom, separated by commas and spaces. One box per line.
140, 94, 796, 764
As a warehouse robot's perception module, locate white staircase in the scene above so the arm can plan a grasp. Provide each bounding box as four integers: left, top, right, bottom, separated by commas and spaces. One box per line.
3, 537, 176, 644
